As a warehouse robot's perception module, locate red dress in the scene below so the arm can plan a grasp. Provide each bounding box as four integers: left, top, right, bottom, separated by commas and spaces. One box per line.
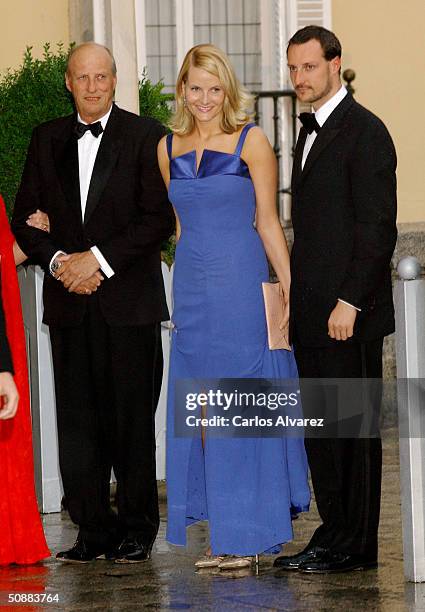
0, 196, 50, 565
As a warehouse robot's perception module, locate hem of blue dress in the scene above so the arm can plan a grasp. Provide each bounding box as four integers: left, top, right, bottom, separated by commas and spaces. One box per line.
167, 521, 298, 557
291, 503, 310, 514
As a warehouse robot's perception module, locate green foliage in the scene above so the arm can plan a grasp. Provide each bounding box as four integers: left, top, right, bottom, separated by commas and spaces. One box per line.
161, 234, 176, 269
139, 68, 174, 127
0, 43, 73, 217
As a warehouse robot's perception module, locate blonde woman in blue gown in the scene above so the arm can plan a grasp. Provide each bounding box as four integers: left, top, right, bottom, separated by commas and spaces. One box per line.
158, 44, 310, 570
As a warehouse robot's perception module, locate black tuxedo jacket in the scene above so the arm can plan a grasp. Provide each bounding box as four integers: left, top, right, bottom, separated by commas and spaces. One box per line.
12, 104, 174, 328
290, 92, 397, 347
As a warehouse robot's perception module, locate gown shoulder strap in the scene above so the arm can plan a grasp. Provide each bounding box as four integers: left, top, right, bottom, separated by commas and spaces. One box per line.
166, 133, 173, 160
234, 122, 257, 157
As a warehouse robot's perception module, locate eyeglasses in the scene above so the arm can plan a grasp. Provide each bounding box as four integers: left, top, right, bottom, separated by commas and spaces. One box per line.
287, 64, 319, 74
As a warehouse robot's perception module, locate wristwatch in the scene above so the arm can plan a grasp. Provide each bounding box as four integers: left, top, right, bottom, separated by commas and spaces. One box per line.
50, 257, 62, 277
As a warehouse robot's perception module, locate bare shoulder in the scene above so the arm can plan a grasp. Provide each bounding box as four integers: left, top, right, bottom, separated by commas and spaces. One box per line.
157, 134, 168, 154
245, 125, 268, 145
157, 134, 170, 183
242, 125, 274, 162
157, 134, 169, 165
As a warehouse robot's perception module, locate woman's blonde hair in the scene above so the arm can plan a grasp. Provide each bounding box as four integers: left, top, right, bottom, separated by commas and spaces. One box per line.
170, 44, 255, 135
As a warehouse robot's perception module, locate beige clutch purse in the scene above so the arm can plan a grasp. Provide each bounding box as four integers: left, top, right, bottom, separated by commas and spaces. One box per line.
262, 282, 291, 351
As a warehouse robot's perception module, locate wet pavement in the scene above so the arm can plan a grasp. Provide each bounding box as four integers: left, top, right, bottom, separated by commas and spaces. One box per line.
1, 428, 425, 611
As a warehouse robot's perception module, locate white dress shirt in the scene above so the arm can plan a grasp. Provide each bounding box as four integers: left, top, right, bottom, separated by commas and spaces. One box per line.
50, 106, 114, 278
301, 85, 360, 312
301, 85, 347, 170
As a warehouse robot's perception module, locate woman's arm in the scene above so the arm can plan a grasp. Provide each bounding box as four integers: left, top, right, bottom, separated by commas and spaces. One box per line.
13, 241, 27, 266
243, 127, 291, 324
14, 209, 51, 266
157, 136, 181, 242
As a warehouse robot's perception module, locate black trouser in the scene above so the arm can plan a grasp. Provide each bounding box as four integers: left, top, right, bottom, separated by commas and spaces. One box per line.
294, 338, 384, 559
49, 296, 162, 548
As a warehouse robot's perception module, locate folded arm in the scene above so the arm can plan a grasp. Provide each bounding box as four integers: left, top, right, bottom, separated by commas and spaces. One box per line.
11, 129, 63, 270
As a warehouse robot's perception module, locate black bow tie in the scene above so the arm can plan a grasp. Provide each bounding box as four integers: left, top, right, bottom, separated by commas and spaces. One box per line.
299, 112, 321, 135
74, 121, 103, 139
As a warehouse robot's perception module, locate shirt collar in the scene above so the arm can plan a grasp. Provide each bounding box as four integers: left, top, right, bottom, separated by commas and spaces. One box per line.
313, 86, 347, 127
77, 104, 113, 129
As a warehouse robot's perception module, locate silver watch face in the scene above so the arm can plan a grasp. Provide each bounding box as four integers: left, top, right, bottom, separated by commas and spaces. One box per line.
51, 260, 61, 273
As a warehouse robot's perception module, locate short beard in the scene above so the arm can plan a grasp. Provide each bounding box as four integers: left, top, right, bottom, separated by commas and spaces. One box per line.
305, 78, 333, 106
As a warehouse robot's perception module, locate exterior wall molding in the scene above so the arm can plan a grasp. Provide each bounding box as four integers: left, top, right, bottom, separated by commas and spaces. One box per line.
69, 0, 94, 44
260, 0, 282, 90
175, 0, 194, 73
92, 0, 107, 45
134, 0, 147, 78
109, 0, 139, 113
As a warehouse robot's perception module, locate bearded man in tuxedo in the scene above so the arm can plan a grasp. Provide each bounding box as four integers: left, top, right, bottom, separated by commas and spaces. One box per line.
274, 26, 397, 573
12, 42, 174, 563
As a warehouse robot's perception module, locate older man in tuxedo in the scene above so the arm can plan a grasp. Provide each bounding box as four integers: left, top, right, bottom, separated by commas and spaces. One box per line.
12, 43, 174, 563
274, 26, 397, 573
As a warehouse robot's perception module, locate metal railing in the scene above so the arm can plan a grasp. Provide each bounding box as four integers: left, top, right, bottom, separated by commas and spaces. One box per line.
252, 89, 297, 219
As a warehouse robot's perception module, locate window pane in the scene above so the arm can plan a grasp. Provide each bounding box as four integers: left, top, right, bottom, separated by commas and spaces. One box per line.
160, 26, 176, 56
193, 0, 210, 25
210, 0, 227, 25
194, 25, 210, 45
159, 0, 174, 26
161, 55, 177, 89
245, 54, 260, 85
210, 25, 227, 50
229, 54, 244, 82
145, 0, 158, 26
243, 0, 259, 23
146, 26, 159, 56
146, 56, 160, 83
227, 0, 243, 24
228, 25, 244, 54
244, 24, 259, 54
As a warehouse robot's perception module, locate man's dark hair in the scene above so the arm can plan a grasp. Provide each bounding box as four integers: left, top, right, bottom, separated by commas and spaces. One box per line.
287, 25, 342, 60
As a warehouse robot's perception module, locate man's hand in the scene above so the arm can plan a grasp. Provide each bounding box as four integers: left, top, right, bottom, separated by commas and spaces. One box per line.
73, 271, 104, 295
328, 301, 358, 341
0, 372, 19, 420
56, 251, 100, 292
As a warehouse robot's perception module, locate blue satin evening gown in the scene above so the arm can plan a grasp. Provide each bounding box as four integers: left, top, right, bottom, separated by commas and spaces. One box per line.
166, 124, 310, 556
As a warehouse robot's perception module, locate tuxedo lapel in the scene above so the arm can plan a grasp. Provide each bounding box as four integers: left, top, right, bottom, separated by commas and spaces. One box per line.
300, 126, 341, 180
53, 118, 82, 223
84, 105, 123, 224
297, 92, 355, 184
292, 127, 307, 189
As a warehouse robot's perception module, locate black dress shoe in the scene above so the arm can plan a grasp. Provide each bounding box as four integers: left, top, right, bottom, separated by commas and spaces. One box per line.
273, 546, 328, 570
299, 550, 378, 573
56, 536, 117, 564
115, 537, 153, 564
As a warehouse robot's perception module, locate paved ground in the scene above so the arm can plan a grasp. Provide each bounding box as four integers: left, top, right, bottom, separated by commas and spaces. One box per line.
1, 428, 425, 611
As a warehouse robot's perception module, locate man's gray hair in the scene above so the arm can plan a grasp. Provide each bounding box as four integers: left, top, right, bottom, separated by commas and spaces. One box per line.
66, 42, 117, 75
